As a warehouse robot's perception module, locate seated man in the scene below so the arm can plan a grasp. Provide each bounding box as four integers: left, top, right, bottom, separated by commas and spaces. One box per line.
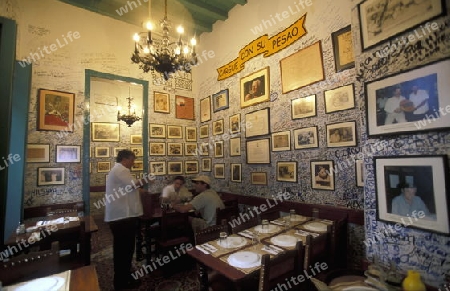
160, 175, 192, 204
172, 175, 225, 233
391, 183, 430, 217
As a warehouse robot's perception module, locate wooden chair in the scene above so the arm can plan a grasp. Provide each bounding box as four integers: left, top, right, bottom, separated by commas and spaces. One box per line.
194, 220, 228, 245
216, 205, 239, 232
230, 213, 259, 234
137, 192, 161, 263
0, 241, 60, 286
157, 209, 192, 255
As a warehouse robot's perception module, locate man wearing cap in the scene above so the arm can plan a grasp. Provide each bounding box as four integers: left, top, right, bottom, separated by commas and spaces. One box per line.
391, 183, 430, 217
172, 175, 225, 232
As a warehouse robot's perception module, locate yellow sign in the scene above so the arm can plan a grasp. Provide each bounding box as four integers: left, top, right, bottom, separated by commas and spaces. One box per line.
217, 14, 307, 81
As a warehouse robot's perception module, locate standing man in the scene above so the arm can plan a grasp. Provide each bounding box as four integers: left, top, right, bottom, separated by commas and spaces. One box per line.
384, 87, 407, 124
408, 85, 429, 121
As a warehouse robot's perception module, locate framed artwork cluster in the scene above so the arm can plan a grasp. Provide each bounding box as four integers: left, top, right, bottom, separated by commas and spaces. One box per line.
153, 91, 196, 121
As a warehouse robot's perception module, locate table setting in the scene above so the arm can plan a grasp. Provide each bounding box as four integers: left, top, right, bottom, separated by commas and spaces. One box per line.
3, 270, 71, 291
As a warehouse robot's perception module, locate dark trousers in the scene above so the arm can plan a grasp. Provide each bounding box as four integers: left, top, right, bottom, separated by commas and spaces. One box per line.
109, 217, 138, 285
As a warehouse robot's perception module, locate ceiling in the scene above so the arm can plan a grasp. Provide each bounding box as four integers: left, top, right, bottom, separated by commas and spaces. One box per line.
57, 0, 247, 36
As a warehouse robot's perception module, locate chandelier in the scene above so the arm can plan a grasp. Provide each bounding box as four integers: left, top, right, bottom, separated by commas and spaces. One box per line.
131, 0, 197, 80
117, 89, 141, 127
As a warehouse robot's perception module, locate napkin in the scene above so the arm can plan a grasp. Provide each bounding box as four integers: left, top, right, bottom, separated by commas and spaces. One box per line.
202, 243, 218, 253
195, 245, 209, 254
270, 219, 285, 226
238, 230, 254, 239
261, 246, 278, 255
295, 229, 319, 237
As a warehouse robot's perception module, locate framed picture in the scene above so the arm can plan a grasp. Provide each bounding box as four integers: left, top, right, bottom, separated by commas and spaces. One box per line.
291, 95, 316, 119
200, 124, 209, 138
201, 158, 212, 172
324, 84, 355, 113
37, 167, 65, 186
168, 161, 183, 175
113, 147, 128, 157
149, 142, 166, 156
213, 89, 229, 112
246, 139, 270, 164
130, 135, 142, 144
355, 159, 364, 187
27, 144, 50, 163
251, 172, 267, 185
231, 163, 242, 183
131, 147, 144, 157
185, 126, 197, 142
277, 161, 297, 183
293, 126, 319, 149
185, 143, 198, 156
175, 95, 195, 120
199, 142, 209, 156
214, 163, 225, 179
366, 59, 450, 136
229, 137, 241, 157
154, 91, 170, 113
149, 123, 166, 138
326, 121, 357, 147
213, 119, 224, 136
185, 160, 199, 174
245, 107, 270, 138
37, 89, 75, 132
131, 160, 144, 171
91, 122, 120, 142
271, 131, 291, 152
200, 96, 211, 123
229, 113, 241, 134
214, 141, 224, 158
240, 67, 270, 108
311, 160, 335, 191
280, 41, 325, 94
94, 146, 110, 158
167, 143, 183, 156
374, 155, 449, 235
97, 161, 111, 173
358, 0, 445, 50
150, 161, 166, 175
331, 25, 355, 72
167, 125, 183, 139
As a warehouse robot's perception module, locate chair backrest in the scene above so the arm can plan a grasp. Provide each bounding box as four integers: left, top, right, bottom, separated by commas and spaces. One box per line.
140, 192, 160, 218
303, 224, 332, 269
216, 205, 239, 226
194, 221, 228, 245
160, 210, 191, 241
0, 241, 60, 286
230, 213, 259, 234
259, 209, 280, 221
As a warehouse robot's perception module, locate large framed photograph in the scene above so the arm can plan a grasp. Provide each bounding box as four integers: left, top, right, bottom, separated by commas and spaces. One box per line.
324, 84, 355, 113
326, 121, 357, 148
154, 91, 170, 113
213, 119, 224, 136
229, 113, 241, 134
97, 161, 111, 173
167, 142, 183, 156
214, 163, 225, 179
175, 95, 195, 120
185, 126, 197, 142
366, 59, 450, 136
358, 0, 445, 50
150, 161, 166, 175
91, 122, 120, 142
230, 137, 241, 156
271, 131, 291, 152
38, 167, 65, 186
280, 41, 325, 94
149, 123, 166, 138
168, 161, 183, 175
245, 107, 270, 138
246, 139, 270, 164
311, 160, 335, 191
201, 158, 212, 172
231, 163, 242, 183
167, 125, 183, 139
374, 155, 449, 235
355, 159, 364, 187
213, 89, 229, 112
27, 144, 50, 163
277, 161, 297, 183
149, 142, 166, 156
240, 67, 270, 108
293, 126, 318, 150
331, 25, 355, 72
200, 124, 209, 138
251, 172, 267, 185
94, 146, 110, 158
37, 89, 75, 132
200, 96, 211, 123
185, 160, 199, 174
291, 95, 316, 119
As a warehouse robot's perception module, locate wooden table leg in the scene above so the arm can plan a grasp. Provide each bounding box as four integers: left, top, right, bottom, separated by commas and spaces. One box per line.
198, 262, 209, 291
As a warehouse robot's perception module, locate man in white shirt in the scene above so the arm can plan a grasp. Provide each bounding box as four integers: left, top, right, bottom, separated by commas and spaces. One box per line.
384, 87, 407, 125
160, 175, 192, 204
408, 85, 429, 121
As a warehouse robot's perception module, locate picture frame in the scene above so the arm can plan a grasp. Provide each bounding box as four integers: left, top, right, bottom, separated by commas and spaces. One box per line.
149, 161, 166, 175
113, 147, 128, 157
185, 160, 199, 174
245, 107, 270, 138
293, 126, 319, 150
276, 161, 298, 183
37, 89, 75, 132
26, 144, 50, 163
154, 91, 170, 113
214, 141, 224, 158
185, 126, 197, 142
200, 96, 212, 123
311, 160, 335, 191
167, 142, 183, 156
214, 163, 225, 179
326, 121, 357, 148
229, 137, 241, 157
324, 84, 355, 113
374, 155, 449, 235
291, 95, 316, 119
358, 0, 445, 51
271, 131, 291, 152
167, 125, 183, 139
130, 135, 142, 144
280, 41, 325, 94
199, 124, 209, 139
366, 59, 450, 137
240, 67, 270, 108
37, 167, 65, 186
355, 159, 364, 187
199, 142, 209, 156
149, 142, 166, 156
149, 123, 166, 138
167, 161, 183, 175
131, 147, 144, 157
212, 89, 229, 112
229, 113, 241, 134
201, 158, 212, 172
131, 160, 144, 171
251, 172, 267, 185
246, 139, 270, 164
175, 95, 195, 120
94, 146, 110, 158
185, 143, 198, 156
331, 25, 355, 72
91, 122, 120, 142
212, 119, 224, 136
97, 161, 111, 173
231, 163, 242, 183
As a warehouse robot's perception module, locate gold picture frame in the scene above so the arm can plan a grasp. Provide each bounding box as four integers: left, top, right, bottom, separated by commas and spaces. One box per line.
37, 89, 75, 132
154, 91, 170, 113
240, 67, 270, 108
175, 95, 195, 120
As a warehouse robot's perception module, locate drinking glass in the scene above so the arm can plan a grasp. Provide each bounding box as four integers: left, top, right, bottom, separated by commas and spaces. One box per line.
261, 219, 269, 230
219, 231, 228, 248
284, 216, 290, 230
289, 209, 296, 221
312, 208, 319, 219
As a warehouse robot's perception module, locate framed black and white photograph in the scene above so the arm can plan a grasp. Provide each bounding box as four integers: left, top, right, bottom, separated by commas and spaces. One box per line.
199, 142, 209, 156
185, 160, 199, 174
251, 172, 267, 185
27, 144, 50, 163
326, 121, 357, 147
245, 107, 270, 138
271, 131, 291, 152
154, 91, 170, 113
167, 143, 183, 156
200, 96, 211, 123
168, 161, 183, 175
213, 89, 229, 112
185, 126, 197, 142
167, 125, 183, 139
94, 146, 110, 158
55, 145, 80, 163
149, 123, 166, 138
37, 167, 65, 186
131, 147, 144, 157
131, 160, 144, 171
91, 122, 120, 142
230, 137, 241, 156
324, 84, 355, 113
293, 126, 318, 149
213, 119, 224, 136
185, 143, 198, 156
277, 161, 297, 183
291, 94, 316, 119
311, 160, 335, 191
214, 163, 225, 179
246, 139, 270, 164
97, 161, 111, 173
331, 25, 355, 72
355, 159, 364, 187
130, 135, 142, 144
366, 59, 450, 137
240, 67, 270, 108
201, 158, 212, 172
229, 113, 241, 134
150, 161, 166, 175
231, 163, 242, 182
214, 141, 224, 158
374, 155, 449, 235
149, 142, 166, 156
200, 124, 209, 139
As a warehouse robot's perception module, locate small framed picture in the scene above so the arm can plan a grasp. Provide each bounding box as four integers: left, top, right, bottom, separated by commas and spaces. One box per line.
131, 147, 144, 157
271, 131, 291, 152
167, 125, 183, 139
293, 126, 318, 149
37, 89, 75, 132
37, 167, 65, 186
213, 119, 224, 135
149, 123, 166, 138
355, 159, 364, 187
167, 143, 183, 156
200, 124, 209, 139
214, 163, 225, 179
291, 95, 316, 119
311, 160, 335, 191
324, 84, 355, 113
277, 161, 297, 183
246, 139, 270, 164
27, 144, 50, 163
91, 122, 120, 142
168, 161, 183, 175
131, 160, 144, 171
130, 135, 142, 144
231, 163, 242, 183
185, 143, 198, 156
154, 91, 170, 113
149, 142, 166, 156
201, 158, 212, 172
240, 67, 270, 108
229, 113, 241, 134
185, 126, 197, 142
214, 141, 224, 158
95, 146, 110, 158
213, 89, 229, 112
97, 162, 111, 173
331, 25, 355, 72
185, 160, 199, 174
150, 161, 166, 175
55, 145, 80, 163
200, 96, 211, 123
113, 147, 128, 157
229, 137, 241, 157
199, 142, 209, 156
175, 95, 195, 120
326, 121, 357, 148
251, 172, 267, 185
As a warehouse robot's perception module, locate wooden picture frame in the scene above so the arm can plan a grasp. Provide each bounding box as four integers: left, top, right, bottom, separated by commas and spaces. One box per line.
175, 95, 195, 120
94, 146, 110, 158
245, 107, 270, 138
214, 141, 224, 158
37, 167, 65, 186
131, 160, 144, 171
97, 161, 111, 173
150, 161, 166, 175
213, 119, 224, 136
231, 163, 242, 183
201, 158, 212, 172
37, 89, 75, 132
240, 67, 270, 108
130, 135, 142, 144
280, 41, 325, 94
185, 160, 199, 174
185, 143, 198, 156
27, 144, 50, 163
229, 137, 241, 157
251, 172, 267, 185
246, 139, 270, 164
326, 121, 357, 148
293, 126, 319, 150
271, 131, 291, 152
214, 163, 225, 179
277, 161, 297, 183
131, 147, 144, 157
229, 113, 241, 134
168, 161, 183, 175
331, 25, 355, 72
200, 96, 212, 123
154, 91, 170, 113
167, 125, 183, 139
149, 142, 166, 156
311, 160, 335, 191
324, 84, 355, 113
355, 159, 364, 187
199, 142, 209, 156
200, 124, 209, 139
185, 126, 197, 142
212, 89, 229, 112
291, 95, 316, 119
91, 122, 120, 142
149, 123, 166, 138
167, 143, 183, 156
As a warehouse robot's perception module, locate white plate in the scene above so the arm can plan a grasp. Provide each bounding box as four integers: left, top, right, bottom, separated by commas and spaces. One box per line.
254, 224, 280, 234
290, 214, 307, 222
10, 277, 65, 291
217, 236, 246, 248
343, 286, 378, 291
227, 251, 261, 268
303, 221, 327, 232
270, 235, 298, 247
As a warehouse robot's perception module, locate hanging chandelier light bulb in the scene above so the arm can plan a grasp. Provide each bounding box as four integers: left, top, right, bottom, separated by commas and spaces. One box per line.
117, 88, 141, 127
